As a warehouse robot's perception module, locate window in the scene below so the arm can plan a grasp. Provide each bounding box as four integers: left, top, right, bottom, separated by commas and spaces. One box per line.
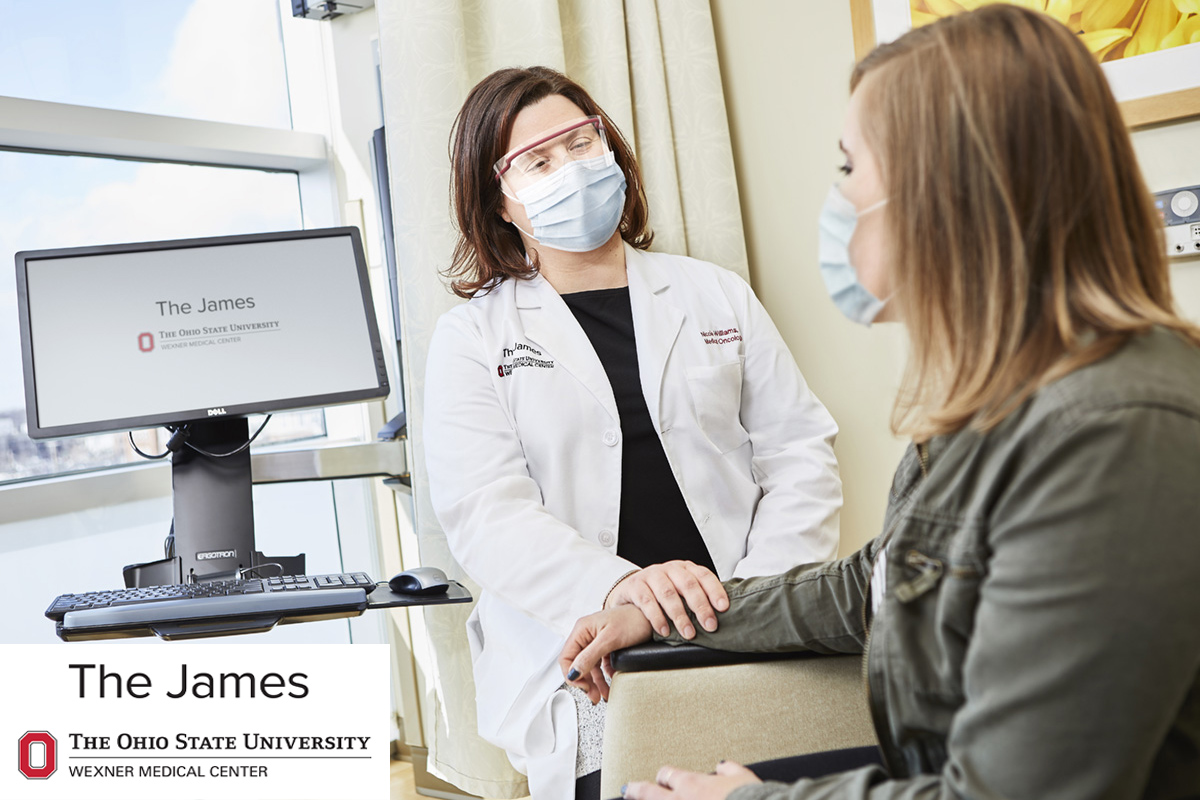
0, 0, 394, 650
0, 0, 291, 128
0, 0, 371, 485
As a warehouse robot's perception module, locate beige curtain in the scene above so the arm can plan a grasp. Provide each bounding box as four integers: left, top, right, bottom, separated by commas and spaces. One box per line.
375, 1, 748, 795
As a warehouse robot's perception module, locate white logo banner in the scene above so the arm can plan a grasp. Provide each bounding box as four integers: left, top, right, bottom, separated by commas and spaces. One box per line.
1, 643, 390, 800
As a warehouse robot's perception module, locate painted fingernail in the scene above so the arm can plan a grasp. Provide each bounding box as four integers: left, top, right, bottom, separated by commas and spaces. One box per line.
567, 668, 580, 681
620, 785, 628, 797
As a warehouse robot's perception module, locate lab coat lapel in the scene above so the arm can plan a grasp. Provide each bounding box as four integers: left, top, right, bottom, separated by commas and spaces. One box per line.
515, 273, 619, 422
626, 246, 685, 426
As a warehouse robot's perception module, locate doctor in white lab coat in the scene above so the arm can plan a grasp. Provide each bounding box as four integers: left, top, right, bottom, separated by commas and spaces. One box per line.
424, 67, 842, 800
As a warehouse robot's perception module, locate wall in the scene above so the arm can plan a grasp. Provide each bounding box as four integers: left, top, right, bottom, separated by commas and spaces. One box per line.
1133, 118, 1200, 321
710, 2, 1200, 556
710, 1, 908, 555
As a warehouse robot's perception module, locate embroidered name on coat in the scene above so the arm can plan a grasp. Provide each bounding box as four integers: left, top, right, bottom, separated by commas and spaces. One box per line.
700, 327, 741, 345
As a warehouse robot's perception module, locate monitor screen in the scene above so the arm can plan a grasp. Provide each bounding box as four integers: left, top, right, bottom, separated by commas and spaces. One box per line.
16, 227, 390, 439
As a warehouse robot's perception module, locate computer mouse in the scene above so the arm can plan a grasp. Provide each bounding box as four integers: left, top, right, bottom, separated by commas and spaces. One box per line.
388, 566, 450, 596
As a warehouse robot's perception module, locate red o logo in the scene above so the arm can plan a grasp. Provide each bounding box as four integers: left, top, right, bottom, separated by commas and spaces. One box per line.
18, 731, 57, 779
138, 332, 155, 352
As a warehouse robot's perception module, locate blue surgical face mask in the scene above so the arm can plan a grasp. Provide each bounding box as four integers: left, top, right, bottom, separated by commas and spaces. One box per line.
818, 184, 889, 325
511, 156, 627, 253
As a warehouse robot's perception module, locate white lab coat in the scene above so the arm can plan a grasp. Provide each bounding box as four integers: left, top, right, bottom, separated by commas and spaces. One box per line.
423, 243, 841, 798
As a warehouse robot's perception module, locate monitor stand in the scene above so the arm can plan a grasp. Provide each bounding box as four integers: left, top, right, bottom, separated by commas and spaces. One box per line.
123, 417, 305, 588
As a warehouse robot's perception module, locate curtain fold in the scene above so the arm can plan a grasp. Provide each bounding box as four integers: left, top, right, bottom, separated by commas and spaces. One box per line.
375, 1, 748, 795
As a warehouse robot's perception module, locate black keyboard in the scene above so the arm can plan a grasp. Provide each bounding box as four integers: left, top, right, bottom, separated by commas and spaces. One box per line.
46, 572, 376, 642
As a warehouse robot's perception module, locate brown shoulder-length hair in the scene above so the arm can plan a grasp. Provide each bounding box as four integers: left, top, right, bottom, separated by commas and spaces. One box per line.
853, 4, 1200, 441
445, 67, 653, 298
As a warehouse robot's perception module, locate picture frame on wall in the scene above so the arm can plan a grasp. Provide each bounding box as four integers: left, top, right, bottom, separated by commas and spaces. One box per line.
848, 0, 1200, 129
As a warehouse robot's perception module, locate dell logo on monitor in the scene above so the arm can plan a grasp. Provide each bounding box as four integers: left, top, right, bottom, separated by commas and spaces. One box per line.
197, 550, 237, 561
207, 407, 227, 416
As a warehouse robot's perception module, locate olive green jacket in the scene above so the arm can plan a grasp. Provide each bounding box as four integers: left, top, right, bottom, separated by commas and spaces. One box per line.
677, 329, 1200, 799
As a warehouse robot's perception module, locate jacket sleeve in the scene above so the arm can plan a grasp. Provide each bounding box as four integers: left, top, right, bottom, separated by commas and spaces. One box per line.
424, 310, 638, 639
727, 404, 1200, 799
660, 536, 882, 655
729, 275, 842, 576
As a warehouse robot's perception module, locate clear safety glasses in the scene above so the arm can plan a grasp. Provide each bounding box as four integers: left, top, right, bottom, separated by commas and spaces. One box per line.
494, 116, 614, 196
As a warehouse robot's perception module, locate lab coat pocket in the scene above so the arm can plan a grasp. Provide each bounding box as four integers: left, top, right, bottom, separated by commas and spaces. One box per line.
687, 362, 750, 454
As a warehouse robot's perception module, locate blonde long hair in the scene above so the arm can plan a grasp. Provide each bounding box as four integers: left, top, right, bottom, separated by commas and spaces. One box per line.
853, 5, 1200, 441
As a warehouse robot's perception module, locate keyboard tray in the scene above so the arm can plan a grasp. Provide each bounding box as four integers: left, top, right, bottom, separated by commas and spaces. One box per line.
48, 575, 472, 641
366, 580, 472, 610
56, 587, 369, 642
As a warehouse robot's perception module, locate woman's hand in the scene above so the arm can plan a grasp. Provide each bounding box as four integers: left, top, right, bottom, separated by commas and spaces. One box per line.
559, 605, 654, 703
621, 762, 761, 800
605, 561, 729, 639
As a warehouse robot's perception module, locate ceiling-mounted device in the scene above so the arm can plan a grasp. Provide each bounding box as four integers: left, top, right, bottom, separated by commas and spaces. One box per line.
291, 0, 373, 21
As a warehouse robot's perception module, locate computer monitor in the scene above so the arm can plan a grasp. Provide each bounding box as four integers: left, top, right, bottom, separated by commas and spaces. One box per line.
15, 227, 390, 585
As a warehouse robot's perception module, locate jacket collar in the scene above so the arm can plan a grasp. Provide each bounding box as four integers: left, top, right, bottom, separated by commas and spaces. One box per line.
512, 243, 684, 425
625, 245, 685, 424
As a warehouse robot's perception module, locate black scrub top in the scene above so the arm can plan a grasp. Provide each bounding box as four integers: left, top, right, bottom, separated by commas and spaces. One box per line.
561, 286, 717, 572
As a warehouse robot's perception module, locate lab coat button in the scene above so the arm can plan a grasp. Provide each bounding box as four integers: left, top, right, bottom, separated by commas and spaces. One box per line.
598, 529, 615, 547
603, 430, 619, 446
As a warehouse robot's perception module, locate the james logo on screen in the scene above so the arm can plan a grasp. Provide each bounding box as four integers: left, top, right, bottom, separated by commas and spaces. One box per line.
18, 731, 57, 780
137, 332, 155, 352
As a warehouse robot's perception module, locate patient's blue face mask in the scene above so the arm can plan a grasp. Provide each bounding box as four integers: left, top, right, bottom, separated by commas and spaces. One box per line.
818, 184, 889, 325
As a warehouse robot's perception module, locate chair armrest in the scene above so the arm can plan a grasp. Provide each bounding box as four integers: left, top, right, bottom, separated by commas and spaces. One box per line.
599, 651, 875, 799
609, 642, 817, 673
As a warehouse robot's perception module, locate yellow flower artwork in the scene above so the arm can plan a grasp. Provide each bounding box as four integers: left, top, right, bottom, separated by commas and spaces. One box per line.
910, 0, 1200, 62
